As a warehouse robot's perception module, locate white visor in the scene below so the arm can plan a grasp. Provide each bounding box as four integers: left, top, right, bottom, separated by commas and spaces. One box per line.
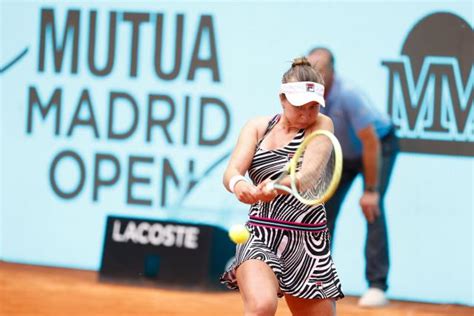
280, 81, 325, 107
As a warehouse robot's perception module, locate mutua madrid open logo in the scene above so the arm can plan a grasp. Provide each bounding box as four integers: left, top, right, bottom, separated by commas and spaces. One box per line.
382, 12, 473, 156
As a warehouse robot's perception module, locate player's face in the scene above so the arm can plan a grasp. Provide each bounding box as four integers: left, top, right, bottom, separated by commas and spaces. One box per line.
281, 97, 320, 128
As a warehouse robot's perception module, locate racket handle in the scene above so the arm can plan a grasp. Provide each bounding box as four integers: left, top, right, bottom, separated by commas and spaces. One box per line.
265, 182, 275, 192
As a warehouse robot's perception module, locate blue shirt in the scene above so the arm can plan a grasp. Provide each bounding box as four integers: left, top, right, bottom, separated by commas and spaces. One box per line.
320, 76, 392, 159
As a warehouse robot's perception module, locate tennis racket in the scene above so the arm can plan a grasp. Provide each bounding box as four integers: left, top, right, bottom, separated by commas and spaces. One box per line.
266, 129, 342, 205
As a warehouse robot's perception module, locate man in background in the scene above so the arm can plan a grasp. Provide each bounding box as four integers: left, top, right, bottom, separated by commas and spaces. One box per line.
307, 47, 399, 307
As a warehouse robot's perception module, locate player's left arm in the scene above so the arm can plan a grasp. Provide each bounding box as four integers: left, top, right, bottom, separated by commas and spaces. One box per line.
293, 114, 335, 191
258, 114, 334, 198
311, 113, 334, 133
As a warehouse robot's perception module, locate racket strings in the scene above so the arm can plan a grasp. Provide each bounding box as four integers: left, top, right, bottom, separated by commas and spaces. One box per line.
295, 140, 336, 201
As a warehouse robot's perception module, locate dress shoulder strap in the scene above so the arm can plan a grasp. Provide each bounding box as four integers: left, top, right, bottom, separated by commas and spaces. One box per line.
256, 114, 280, 148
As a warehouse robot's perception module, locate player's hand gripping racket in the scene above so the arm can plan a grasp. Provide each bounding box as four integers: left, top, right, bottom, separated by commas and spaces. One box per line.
266, 130, 343, 205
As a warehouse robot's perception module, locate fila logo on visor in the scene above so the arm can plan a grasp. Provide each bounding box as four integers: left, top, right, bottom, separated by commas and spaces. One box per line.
306, 83, 315, 92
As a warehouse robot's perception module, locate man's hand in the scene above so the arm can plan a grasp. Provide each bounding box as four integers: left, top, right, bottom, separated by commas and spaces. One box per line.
360, 191, 380, 223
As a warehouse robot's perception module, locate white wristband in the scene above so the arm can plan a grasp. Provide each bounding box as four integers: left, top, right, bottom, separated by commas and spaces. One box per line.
229, 175, 249, 193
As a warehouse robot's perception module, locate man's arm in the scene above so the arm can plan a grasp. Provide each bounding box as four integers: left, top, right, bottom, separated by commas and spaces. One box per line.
358, 125, 381, 191
357, 124, 381, 223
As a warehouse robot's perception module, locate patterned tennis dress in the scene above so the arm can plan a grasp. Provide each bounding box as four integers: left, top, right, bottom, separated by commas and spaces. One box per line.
221, 115, 344, 300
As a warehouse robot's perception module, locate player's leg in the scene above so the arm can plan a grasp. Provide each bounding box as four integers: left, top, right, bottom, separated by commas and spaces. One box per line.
236, 259, 280, 316
285, 295, 335, 316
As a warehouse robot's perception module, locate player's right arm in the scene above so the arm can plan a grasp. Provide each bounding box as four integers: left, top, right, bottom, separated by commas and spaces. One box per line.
223, 117, 269, 204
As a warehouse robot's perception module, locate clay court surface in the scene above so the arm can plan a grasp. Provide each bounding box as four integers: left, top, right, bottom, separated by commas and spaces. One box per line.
1, 262, 472, 316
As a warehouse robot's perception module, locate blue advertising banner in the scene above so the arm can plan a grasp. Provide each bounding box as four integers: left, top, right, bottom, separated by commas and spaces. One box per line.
1, 0, 472, 305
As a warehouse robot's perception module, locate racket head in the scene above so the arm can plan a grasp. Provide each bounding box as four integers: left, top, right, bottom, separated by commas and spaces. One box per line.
288, 130, 342, 205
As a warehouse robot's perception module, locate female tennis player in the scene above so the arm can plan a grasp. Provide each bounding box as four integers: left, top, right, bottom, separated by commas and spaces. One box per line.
220, 57, 344, 316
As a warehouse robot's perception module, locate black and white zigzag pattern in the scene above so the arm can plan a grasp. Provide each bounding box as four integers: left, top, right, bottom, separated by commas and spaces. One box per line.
220, 115, 344, 300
